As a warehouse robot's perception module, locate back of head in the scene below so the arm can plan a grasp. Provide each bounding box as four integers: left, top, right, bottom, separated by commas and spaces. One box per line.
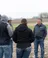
21, 18, 27, 25
1, 15, 8, 23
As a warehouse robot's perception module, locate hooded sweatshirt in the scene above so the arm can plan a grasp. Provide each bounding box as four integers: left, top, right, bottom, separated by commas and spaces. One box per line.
0, 15, 13, 45
13, 24, 35, 49
1, 15, 13, 37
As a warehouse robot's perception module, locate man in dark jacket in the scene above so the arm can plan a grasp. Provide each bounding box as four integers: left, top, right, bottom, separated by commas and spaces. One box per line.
13, 19, 35, 58
0, 15, 13, 58
34, 18, 47, 58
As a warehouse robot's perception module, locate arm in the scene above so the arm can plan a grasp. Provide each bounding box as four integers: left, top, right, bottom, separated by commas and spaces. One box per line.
7, 24, 13, 37
33, 27, 35, 35
29, 30, 35, 43
9, 23, 14, 31
12, 28, 17, 43
43, 26, 47, 39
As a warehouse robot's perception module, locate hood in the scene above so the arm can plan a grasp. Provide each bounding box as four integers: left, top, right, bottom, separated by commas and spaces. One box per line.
17, 24, 28, 32
1, 15, 9, 23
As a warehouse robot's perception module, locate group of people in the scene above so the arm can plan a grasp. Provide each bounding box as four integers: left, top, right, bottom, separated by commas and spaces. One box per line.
0, 15, 47, 58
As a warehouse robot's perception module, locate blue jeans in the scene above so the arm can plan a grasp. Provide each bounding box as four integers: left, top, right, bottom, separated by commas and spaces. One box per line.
9, 40, 13, 58
16, 46, 31, 58
34, 39, 44, 58
0, 45, 12, 58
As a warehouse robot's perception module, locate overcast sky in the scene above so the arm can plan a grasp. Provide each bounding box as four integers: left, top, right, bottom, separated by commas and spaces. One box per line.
0, 0, 48, 18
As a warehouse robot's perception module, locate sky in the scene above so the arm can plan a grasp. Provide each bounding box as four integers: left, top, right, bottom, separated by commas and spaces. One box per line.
0, 0, 48, 18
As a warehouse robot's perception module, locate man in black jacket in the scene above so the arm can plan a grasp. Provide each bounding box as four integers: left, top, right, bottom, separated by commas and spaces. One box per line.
34, 18, 47, 58
13, 19, 35, 58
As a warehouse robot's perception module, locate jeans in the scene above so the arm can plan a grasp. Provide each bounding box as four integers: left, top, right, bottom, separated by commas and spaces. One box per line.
34, 39, 44, 58
9, 40, 13, 58
0, 45, 12, 58
16, 46, 31, 58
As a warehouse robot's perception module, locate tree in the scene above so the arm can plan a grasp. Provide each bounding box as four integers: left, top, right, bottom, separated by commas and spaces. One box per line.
40, 13, 48, 19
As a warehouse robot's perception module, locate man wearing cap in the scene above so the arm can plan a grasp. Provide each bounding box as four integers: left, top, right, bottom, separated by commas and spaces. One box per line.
34, 18, 47, 58
8, 18, 13, 58
13, 19, 35, 58
8, 18, 13, 30
0, 15, 13, 58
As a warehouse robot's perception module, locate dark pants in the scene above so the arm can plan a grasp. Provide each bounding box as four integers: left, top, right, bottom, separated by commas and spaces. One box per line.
16, 46, 31, 58
34, 39, 44, 58
9, 39, 13, 58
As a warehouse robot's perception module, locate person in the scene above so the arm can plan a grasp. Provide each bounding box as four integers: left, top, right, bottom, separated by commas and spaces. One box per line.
34, 18, 47, 58
8, 18, 13, 58
0, 15, 13, 58
13, 19, 35, 58
8, 18, 13, 30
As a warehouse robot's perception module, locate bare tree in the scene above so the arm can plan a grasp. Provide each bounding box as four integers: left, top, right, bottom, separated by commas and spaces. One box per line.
40, 13, 48, 19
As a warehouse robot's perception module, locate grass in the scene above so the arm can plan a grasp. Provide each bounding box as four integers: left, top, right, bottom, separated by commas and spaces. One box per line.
12, 24, 48, 30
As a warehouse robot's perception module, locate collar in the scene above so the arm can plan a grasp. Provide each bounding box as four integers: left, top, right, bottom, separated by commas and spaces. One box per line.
37, 23, 43, 27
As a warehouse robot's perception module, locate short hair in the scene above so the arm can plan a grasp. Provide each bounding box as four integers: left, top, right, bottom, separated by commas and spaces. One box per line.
38, 18, 42, 21
21, 18, 27, 24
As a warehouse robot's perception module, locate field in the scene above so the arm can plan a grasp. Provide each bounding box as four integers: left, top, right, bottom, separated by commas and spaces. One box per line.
13, 23, 48, 30
13, 23, 48, 58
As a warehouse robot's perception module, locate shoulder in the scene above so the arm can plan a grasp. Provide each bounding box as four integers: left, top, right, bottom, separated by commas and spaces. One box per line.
34, 24, 38, 29
15, 26, 19, 30
27, 27, 32, 32
2, 22, 8, 27
14, 26, 20, 32
42, 24, 46, 28
35, 24, 38, 27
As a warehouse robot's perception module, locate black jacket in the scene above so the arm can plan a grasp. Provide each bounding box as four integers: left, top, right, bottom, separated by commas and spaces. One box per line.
34, 23, 47, 39
13, 24, 35, 48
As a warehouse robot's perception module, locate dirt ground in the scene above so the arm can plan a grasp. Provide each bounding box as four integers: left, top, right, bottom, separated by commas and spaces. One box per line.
13, 39, 48, 58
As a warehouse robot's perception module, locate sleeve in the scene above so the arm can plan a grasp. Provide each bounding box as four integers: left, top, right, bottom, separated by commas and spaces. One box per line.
7, 24, 13, 37
33, 27, 35, 34
9, 23, 14, 31
12, 28, 17, 43
43, 26, 47, 38
29, 30, 35, 43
